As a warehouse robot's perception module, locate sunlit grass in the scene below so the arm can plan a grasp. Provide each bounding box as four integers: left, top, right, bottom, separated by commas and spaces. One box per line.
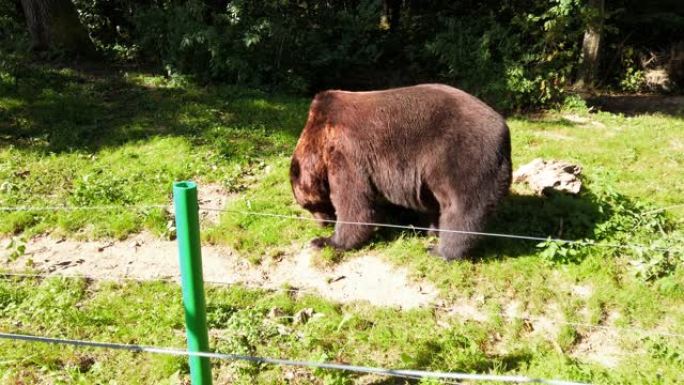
0, 64, 683, 384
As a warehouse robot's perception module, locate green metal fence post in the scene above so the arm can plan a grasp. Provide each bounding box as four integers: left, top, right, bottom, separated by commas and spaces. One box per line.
173, 181, 213, 385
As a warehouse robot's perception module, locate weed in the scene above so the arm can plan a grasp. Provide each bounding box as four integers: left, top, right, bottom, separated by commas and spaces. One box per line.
561, 94, 589, 112
537, 239, 589, 264
4, 236, 26, 262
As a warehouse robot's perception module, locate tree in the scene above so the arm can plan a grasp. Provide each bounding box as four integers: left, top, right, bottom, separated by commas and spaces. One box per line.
381, 0, 402, 31
577, 0, 605, 89
20, 0, 95, 55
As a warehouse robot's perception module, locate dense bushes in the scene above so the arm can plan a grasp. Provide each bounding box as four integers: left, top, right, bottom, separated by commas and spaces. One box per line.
4, 0, 684, 110
0, 0, 27, 66
62, 0, 589, 109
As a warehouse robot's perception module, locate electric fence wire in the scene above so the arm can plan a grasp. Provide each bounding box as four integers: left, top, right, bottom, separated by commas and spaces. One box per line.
0, 199, 680, 384
212, 207, 679, 253
0, 331, 589, 385
1, 203, 678, 253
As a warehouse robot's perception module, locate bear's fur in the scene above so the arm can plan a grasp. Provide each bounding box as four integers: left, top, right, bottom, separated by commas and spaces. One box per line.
289, 84, 512, 260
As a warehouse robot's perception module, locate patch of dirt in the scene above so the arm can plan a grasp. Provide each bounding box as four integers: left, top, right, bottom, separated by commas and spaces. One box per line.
671, 139, 684, 151
503, 300, 524, 319
1, 233, 658, 365
167, 182, 233, 225
534, 131, 575, 141
561, 114, 607, 128
571, 311, 626, 368
571, 284, 594, 299
444, 297, 489, 322
526, 303, 564, 341
261, 248, 437, 308
1, 235, 437, 309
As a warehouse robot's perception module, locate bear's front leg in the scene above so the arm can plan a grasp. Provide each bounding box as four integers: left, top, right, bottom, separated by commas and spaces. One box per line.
437, 203, 484, 261
311, 151, 377, 250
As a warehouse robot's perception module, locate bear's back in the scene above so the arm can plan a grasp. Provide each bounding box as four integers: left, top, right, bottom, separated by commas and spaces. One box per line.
307, 84, 510, 211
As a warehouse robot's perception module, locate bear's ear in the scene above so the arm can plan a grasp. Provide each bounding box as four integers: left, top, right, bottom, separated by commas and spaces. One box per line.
290, 158, 301, 182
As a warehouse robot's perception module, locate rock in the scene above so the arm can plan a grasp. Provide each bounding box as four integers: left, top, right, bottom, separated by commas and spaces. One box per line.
562, 114, 589, 124
267, 307, 287, 319
513, 158, 582, 195
293, 308, 316, 325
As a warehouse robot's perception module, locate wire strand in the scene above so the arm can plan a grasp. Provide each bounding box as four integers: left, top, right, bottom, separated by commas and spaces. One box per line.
214, 208, 678, 252
0, 204, 167, 212
0, 331, 589, 385
0, 271, 317, 295
0, 203, 679, 252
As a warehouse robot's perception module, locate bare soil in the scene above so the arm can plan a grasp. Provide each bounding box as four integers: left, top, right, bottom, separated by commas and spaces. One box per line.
0, 183, 644, 365
0, 232, 640, 366
1, 232, 437, 309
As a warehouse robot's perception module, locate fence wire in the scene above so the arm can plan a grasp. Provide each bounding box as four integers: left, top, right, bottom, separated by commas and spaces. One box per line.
0, 331, 590, 385
1, 202, 681, 383
0, 204, 167, 212
2, 203, 677, 253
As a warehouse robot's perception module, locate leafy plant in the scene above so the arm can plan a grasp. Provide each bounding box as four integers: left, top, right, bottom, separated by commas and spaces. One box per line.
5, 236, 26, 262
537, 239, 590, 264
620, 65, 646, 92
71, 172, 135, 206
629, 236, 684, 281
214, 309, 277, 380
561, 94, 589, 112
312, 352, 353, 385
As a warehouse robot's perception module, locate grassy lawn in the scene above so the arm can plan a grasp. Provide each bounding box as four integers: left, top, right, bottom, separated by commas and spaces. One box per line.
1, 64, 683, 384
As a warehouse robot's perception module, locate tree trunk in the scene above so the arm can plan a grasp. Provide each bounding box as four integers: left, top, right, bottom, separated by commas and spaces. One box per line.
20, 0, 95, 56
381, 0, 401, 31
577, 0, 605, 89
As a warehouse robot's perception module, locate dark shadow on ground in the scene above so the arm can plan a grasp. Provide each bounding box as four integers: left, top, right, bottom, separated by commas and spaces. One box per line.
371, 187, 615, 260
585, 94, 684, 117
473, 190, 605, 260
0, 62, 308, 154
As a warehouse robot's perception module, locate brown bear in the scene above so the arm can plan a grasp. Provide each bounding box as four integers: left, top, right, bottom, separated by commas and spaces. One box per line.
289, 84, 511, 260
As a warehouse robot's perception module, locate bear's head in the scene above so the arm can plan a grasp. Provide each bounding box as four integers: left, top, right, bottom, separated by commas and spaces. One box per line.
290, 147, 336, 226
290, 92, 338, 226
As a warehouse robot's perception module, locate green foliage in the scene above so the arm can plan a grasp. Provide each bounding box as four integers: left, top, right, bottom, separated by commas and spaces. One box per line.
117, 0, 386, 92
6, 0, 684, 106
561, 94, 589, 112
4, 236, 26, 262
42, 0, 620, 109
426, 0, 583, 110
534, 178, 683, 280
538, 239, 589, 264
214, 308, 275, 380
312, 352, 353, 385
72, 172, 137, 205
0, 0, 29, 83
629, 235, 684, 281
616, 47, 646, 92
619, 66, 646, 93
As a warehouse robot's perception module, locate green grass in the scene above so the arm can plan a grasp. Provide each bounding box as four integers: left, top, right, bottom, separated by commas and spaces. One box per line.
0, 64, 308, 239
1, 63, 684, 384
